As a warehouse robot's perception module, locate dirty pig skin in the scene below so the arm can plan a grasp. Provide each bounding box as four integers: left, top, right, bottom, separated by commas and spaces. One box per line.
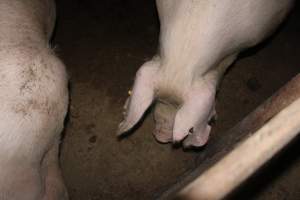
118, 0, 294, 148
0, 0, 68, 199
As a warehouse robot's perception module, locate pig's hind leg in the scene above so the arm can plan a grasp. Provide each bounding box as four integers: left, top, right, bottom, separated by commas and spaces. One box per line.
42, 139, 68, 200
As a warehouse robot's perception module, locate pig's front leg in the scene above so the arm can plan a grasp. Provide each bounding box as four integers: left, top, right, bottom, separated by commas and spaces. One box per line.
118, 53, 237, 148
181, 54, 237, 148
117, 57, 160, 135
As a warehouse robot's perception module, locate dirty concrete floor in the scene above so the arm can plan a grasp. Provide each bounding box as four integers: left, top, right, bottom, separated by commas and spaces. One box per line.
54, 0, 299, 199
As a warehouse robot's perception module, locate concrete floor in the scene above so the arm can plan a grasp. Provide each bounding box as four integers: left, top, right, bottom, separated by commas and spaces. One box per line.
54, 1, 299, 199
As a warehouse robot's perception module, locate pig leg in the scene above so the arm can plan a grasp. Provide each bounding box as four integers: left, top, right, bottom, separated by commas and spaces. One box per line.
183, 107, 215, 148
181, 54, 237, 148
42, 139, 68, 200
0, 47, 68, 199
117, 56, 160, 135
119, 0, 293, 148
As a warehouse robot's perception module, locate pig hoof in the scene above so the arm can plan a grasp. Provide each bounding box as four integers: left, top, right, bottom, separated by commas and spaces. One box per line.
172, 134, 188, 144
116, 121, 130, 136
153, 128, 172, 143
183, 125, 211, 148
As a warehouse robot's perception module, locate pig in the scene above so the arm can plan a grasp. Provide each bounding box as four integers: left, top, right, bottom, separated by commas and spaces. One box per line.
117, 0, 294, 148
0, 0, 68, 199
